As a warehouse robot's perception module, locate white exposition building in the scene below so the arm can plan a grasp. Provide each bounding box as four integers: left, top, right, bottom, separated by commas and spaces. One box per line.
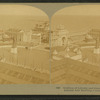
51, 25, 69, 47
23, 30, 41, 45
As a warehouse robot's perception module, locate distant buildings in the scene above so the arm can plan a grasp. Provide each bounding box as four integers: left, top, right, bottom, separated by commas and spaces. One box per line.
88, 29, 100, 54
0, 21, 49, 46
32, 21, 49, 43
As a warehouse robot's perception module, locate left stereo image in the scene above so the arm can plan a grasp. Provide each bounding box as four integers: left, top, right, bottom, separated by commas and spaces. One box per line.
0, 5, 50, 84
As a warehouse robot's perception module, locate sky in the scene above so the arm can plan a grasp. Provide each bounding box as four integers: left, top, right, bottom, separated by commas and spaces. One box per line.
0, 5, 47, 16
0, 5, 49, 31
54, 5, 100, 16
51, 5, 100, 33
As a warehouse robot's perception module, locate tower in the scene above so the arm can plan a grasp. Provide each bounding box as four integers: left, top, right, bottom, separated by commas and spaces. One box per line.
51, 25, 69, 47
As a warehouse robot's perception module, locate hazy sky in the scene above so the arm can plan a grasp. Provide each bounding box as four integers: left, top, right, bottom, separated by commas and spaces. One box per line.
0, 5, 47, 16
0, 5, 49, 30
54, 5, 100, 16
51, 5, 100, 33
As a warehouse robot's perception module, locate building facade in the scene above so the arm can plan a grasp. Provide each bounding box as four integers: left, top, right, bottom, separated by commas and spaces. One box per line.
22, 30, 41, 45
51, 25, 69, 47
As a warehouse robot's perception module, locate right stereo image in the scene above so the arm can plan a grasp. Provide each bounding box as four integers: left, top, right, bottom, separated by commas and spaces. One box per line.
51, 5, 100, 84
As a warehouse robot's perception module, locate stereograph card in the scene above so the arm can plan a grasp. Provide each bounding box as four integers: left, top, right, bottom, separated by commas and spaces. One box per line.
0, 3, 99, 95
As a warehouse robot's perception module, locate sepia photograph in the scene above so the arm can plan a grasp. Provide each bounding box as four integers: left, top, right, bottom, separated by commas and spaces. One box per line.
0, 5, 50, 84
51, 5, 100, 84
0, 3, 100, 96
